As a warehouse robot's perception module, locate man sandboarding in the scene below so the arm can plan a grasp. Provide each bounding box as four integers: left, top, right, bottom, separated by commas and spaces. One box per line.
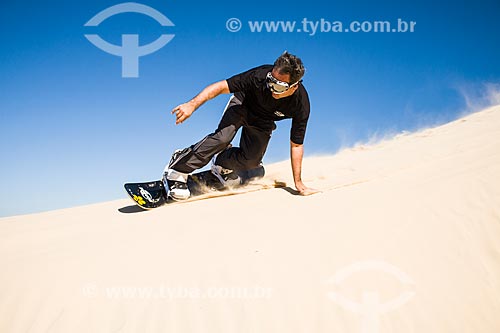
164, 51, 318, 200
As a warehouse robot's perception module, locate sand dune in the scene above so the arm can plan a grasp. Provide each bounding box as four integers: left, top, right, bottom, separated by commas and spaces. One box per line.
1, 105, 499, 332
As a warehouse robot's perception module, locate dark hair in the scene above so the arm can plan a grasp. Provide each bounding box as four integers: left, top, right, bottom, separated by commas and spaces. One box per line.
273, 51, 305, 84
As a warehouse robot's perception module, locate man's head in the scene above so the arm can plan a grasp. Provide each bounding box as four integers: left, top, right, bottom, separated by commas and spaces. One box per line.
268, 51, 305, 99
273, 51, 305, 84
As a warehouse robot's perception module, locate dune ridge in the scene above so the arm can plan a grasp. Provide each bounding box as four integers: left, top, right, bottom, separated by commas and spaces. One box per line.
1, 105, 499, 332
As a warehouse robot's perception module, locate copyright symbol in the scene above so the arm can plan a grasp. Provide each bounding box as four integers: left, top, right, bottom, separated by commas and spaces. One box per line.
226, 18, 242, 32
82, 284, 98, 298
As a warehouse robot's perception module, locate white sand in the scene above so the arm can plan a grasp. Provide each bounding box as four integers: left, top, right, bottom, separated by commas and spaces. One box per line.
1, 105, 500, 332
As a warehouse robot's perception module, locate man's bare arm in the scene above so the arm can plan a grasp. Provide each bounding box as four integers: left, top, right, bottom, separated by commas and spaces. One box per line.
290, 141, 319, 196
172, 80, 230, 124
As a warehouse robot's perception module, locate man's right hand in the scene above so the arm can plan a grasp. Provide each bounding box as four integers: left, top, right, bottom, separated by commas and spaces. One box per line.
171, 80, 230, 125
171, 102, 195, 125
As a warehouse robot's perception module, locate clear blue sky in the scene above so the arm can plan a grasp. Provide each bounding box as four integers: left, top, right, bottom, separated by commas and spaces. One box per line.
1, 0, 499, 217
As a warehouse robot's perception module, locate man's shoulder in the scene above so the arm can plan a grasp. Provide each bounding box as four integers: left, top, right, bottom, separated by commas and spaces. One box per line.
252, 64, 273, 71
293, 84, 310, 116
227, 64, 272, 82
239, 64, 273, 77
296, 84, 310, 104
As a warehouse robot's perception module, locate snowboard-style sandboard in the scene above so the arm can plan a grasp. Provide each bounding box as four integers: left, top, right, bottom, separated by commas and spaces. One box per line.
124, 166, 280, 210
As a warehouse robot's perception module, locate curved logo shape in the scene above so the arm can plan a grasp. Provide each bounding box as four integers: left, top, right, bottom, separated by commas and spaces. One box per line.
138, 186, 160, 203
326, 260, 416, 333
84, 2, 175, 78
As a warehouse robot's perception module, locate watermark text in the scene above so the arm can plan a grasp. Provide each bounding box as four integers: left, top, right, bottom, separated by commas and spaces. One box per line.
226, 18, 416, 35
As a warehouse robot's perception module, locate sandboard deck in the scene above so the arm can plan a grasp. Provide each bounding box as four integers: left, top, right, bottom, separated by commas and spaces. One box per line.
124, 166, 284, 210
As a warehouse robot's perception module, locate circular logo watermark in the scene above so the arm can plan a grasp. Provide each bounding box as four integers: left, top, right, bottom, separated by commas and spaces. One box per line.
325, 260, 416, 333
84, 2, 175, 78
226, 18, 242, 32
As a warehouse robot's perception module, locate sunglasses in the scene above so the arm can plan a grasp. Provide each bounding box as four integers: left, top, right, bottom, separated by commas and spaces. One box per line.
266, 72, 301, 94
